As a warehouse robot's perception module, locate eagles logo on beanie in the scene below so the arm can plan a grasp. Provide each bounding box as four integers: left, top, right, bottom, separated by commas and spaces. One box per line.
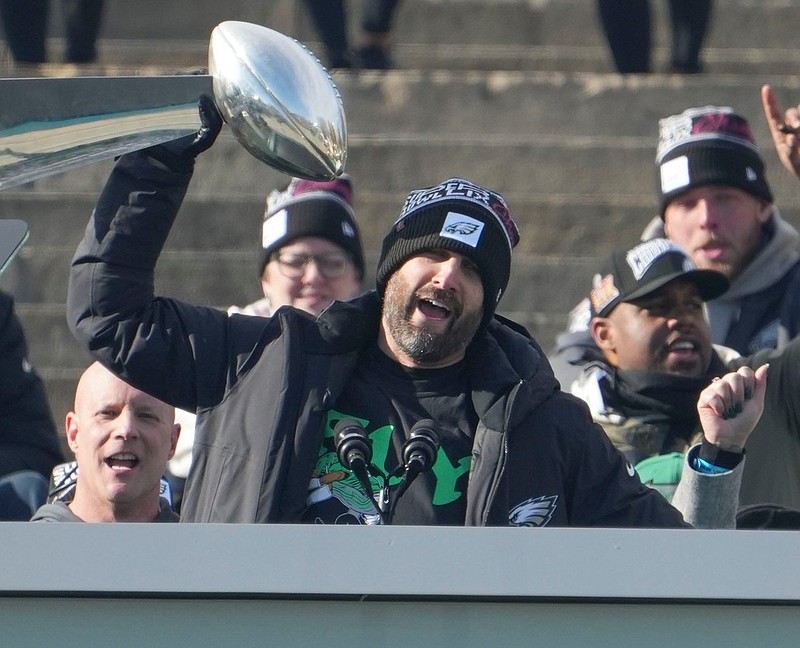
376, 178, 520, 325
261, 174, 365, 277
656, 106, 773, 215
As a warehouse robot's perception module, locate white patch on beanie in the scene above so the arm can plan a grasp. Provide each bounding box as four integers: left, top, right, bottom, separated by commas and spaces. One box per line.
262, 209, 289, 249
440, 212, 484, 247
660, 156, 691, 194
341, 220, 356, 238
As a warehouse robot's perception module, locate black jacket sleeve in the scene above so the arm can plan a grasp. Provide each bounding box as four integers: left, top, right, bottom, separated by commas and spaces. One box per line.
66, 150, 244, 412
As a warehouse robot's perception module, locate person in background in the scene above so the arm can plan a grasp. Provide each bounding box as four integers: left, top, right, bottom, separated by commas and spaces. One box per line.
0, 0, 103, 64
574, 238, 800, 516
31, 362, 180, 522
302, 0, 401, 69
0, 290, 63, 520
597, 0, 712, 74
230, 175, 364, 318
552, 100, 800, 387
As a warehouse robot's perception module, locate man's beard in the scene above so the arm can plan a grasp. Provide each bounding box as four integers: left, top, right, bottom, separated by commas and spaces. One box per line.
383, 274, 483, 365
695, 257, 735, 281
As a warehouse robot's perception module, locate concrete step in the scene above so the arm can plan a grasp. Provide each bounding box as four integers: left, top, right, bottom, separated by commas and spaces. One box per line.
9, 304, 89, 369
32, 0, 800, 52
30, 372, 80, 436
336, 71, 800, 139
370, 45, 800, 76
18, 129, 800, 203
9, 69, 800, 196
1, 0, 796, 75
10, 41, 799, 77
9, 70, 800, 140
8, 189, 800, 258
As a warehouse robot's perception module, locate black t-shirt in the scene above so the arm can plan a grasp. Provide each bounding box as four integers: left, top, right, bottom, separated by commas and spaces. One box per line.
301, 344, 478, 525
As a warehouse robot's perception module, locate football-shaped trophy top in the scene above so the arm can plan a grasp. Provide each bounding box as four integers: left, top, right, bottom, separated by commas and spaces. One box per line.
209, 21, 347, 181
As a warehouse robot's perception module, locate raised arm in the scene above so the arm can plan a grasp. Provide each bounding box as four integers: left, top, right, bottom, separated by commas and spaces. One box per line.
697, 364, 768, 454
66, 96, 230, 411
672, 364, 768, 528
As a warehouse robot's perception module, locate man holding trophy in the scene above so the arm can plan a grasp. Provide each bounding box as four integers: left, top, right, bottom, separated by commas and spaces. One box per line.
62, 22, 761, 528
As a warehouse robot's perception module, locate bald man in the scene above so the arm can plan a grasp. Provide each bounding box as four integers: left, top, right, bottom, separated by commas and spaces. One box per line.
31, 362, 180, 522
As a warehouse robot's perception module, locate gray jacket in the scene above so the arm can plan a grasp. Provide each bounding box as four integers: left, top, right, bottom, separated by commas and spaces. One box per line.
30, 498, 178, 522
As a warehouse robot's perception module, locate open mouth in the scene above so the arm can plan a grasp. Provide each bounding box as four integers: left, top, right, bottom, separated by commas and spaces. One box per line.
698, 242, 727, 259
417, 297, 452, 320
105, 452, 139, 471
665, 339, 700, 361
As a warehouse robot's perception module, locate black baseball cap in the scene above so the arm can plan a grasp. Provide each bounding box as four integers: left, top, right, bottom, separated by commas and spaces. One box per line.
589, 239, 730, 317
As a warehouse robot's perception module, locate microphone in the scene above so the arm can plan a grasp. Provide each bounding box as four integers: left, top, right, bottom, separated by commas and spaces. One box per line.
333, 418, 381, 516
389, 419, 442, 518
402, 419, 441, 478
334, 418, 372, 474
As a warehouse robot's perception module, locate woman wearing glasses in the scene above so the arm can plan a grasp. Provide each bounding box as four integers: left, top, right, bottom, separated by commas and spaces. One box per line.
167, 176, 365, 506
236, 175, 365, 318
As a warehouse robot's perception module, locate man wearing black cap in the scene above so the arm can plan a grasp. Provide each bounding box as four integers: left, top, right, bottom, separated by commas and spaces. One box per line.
67, 114, 716, 527
574, 238, 800, 516
553, 95, 800, 387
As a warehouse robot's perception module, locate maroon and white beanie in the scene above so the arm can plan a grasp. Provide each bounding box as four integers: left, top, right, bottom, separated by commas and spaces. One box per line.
656, 106, 772, 215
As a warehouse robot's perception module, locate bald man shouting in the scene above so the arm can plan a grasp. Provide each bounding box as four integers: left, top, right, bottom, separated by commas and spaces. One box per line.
32, 362, 180, 523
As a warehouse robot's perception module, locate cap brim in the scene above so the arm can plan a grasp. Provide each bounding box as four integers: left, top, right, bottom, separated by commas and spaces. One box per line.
625, 268, 729, 304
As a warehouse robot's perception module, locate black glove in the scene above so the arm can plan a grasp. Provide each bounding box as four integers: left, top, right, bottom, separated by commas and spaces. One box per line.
145, 93, 224, 172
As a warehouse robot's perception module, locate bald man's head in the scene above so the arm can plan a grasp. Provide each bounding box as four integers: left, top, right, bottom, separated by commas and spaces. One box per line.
66, 362, 179, 522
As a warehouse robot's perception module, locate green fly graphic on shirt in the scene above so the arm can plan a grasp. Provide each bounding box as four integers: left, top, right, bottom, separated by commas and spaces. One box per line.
305, 410, 471, 524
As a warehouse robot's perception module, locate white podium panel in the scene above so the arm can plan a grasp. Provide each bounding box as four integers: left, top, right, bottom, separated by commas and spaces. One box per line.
1, 524, 798, 646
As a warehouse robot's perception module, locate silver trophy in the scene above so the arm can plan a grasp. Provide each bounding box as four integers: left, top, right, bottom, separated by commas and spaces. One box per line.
0, 21, 347, 190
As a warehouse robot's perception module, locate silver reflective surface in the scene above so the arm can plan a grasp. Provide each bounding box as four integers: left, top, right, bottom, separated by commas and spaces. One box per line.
0, 75, 210, 191
209, 21, 347, 181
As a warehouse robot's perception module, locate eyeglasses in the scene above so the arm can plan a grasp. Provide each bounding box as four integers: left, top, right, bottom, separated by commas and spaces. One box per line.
272, 251, 350, 279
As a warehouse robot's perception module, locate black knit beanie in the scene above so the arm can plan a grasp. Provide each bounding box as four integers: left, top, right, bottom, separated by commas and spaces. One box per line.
376, 178, 520, 325
656, 106, 773, 216
261, 174, 364, 277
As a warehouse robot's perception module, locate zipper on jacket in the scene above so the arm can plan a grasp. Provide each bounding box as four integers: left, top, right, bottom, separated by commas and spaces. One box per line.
480, 380, 521, 525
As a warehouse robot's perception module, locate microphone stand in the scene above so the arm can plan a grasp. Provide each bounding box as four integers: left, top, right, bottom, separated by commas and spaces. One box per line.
335, 418, 440, 525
